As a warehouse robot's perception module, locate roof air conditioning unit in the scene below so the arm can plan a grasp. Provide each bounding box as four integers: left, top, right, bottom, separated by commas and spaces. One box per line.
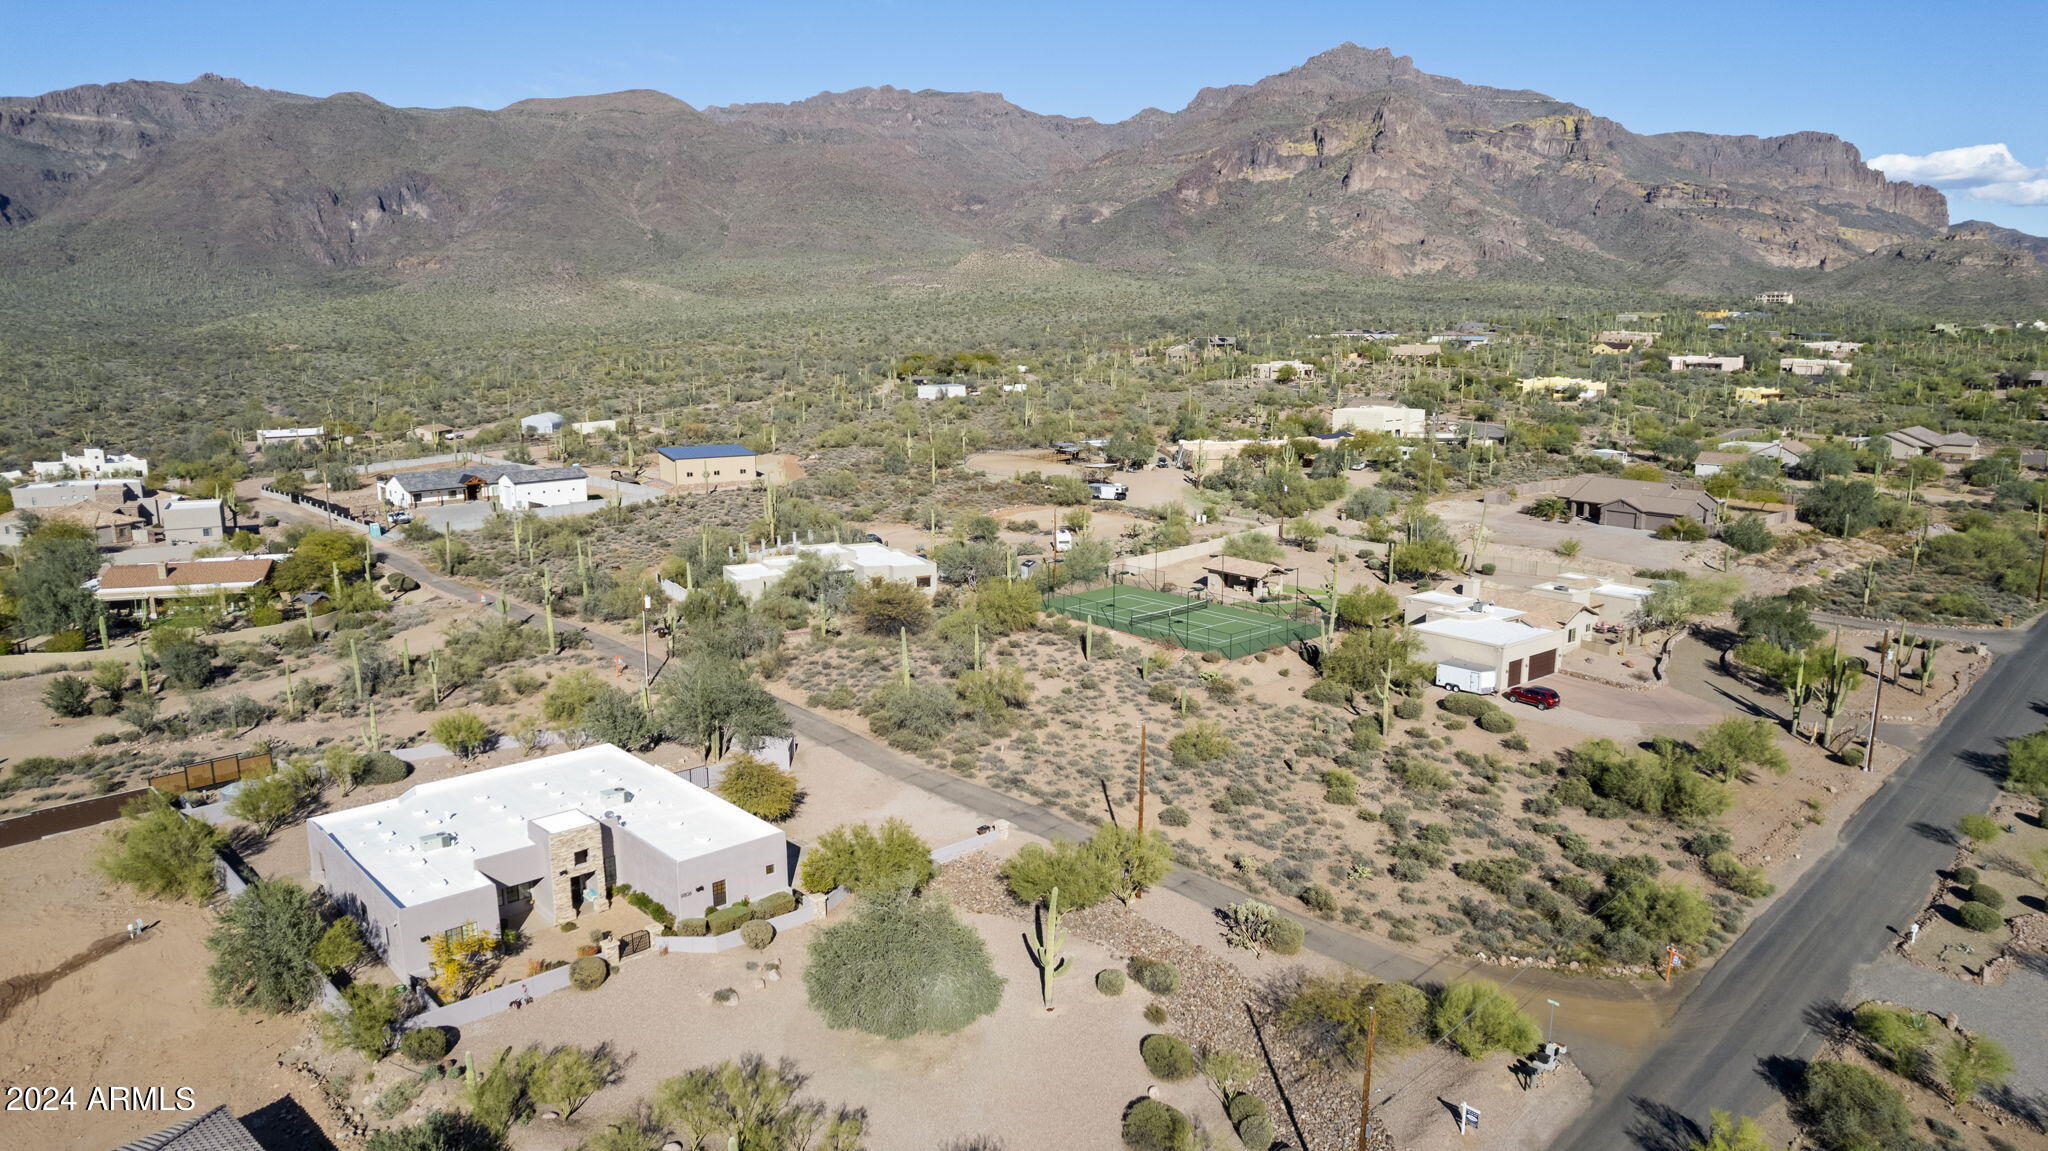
600, 787, 632, 804
419, 832, 457, 850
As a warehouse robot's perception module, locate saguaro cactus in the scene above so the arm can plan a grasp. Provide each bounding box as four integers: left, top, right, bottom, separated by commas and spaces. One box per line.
1026, 886, 1070, 1010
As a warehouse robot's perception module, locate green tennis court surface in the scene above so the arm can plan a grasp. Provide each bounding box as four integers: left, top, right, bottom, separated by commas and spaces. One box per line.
1042, 585, 1320, 659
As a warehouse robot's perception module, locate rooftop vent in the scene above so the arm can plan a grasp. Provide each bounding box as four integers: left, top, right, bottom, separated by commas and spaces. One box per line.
600, 787, 632, 804
419, 831, 457, 850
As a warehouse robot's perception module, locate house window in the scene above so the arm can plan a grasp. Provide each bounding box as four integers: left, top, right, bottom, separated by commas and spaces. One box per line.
574, 849, 589, 866
440, 922, 479, 943
499, 880, 538, 905
711, 879, 727, 907
764, 864, 775, 875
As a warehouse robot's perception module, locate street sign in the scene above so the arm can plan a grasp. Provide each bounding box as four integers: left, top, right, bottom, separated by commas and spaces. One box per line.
1459, 1103, 1481, 1133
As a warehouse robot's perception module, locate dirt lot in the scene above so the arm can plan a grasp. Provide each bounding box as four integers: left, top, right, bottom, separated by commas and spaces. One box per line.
0, 828, 312, 1151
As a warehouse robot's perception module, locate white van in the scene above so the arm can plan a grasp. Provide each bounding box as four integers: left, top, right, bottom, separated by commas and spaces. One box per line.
1053, 529, 1075, 553
1088, 482, 1129, 501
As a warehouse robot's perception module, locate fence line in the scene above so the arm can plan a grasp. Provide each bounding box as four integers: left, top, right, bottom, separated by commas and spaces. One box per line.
0, 788, 151, 849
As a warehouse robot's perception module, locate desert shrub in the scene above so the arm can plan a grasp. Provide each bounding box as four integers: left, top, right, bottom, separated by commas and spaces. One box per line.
569, 956, 609, 990
862, 679, 957, 750
675, 918, 709, 937
804, 892, 1003, 1039
1394, 698, 1424, 720
1140, 1034, 1195, 1081
707, 904, 753, 935
42, 675, 91, 718
1801, 1061, 1913, 1151
1236, 1113, 1275, 1150
715, 752, 799, 821
1851, 1004, 1932, 1076
1953, 866, 1980, 886
797, 818, 935, 895
322, 982, 404, 1059
1128, 956, 1181, 995
1300, 884, 1337, 913
1956, 901, 2003, 932
621, 890, 675, 929
1268, 915, 1305, 956
1430, 980, 1541, 1057
1440, 693, 1493, 717
1158, 805, 1191, 828
1122, 1098, 1193, 1151
1227, 1093, 1268, 1125
740, 920, 775, 950
1938, 1034, 2013, 1104
95, 791, 223, 901
1277, 974, 1429, 1066
206, 879, 323, 1014
1477, 710, 1515, 734
1965, 882, 2004, 910
1096, 969, 1126, 996
371, 1076, 426, 1122
401, 1026, 451, 1063
312, 917, 368, 973
1704, 852, 1775, 898
361, 752, 411, 785
366, 1110, 502, 1151
1957, 813, 2001, 845
2006, 729, 2048, 797
1168, 721, 1233, 767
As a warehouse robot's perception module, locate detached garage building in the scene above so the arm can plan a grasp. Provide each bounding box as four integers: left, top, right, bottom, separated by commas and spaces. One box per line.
1404, 583, 1596, 692
655, 444, 761, 490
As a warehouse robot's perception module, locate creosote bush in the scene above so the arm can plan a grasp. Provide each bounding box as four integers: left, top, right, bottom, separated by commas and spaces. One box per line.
1096, 969, 1126, 996
1140, 1033, 1195, 1081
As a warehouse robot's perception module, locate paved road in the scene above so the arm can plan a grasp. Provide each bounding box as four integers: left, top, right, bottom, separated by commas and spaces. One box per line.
1555, 618, 2048, 1151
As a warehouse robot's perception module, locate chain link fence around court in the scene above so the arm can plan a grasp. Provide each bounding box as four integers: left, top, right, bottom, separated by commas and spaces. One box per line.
1042, 582, 1323, 659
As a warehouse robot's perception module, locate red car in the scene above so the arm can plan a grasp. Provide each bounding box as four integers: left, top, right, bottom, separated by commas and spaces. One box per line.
1503, 685, 1561, 710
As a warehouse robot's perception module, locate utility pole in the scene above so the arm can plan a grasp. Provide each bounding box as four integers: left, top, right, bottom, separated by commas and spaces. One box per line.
1864, 626, 1889, 772
1356, 1005, 1377, 1151
1136, 727, 1148, 834
641, 594, 653, 711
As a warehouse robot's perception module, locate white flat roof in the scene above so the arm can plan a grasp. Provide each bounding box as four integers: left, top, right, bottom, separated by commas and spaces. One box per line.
309, 744, 781, 907
1414, 616, 1555, 647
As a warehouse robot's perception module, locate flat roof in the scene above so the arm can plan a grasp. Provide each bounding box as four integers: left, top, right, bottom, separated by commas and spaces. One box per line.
1414, 615, 1555, 647
309, 744, 782, 907
656, 444, 754, 461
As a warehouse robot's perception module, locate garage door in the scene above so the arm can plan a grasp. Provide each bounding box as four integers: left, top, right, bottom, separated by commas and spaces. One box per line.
1528, 648, 1557, 680
1506, 658, 1523, 687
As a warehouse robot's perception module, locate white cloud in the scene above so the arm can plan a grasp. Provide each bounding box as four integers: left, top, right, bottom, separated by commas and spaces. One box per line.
1968, 178, 2048, 207
1869, 142, 2038, 186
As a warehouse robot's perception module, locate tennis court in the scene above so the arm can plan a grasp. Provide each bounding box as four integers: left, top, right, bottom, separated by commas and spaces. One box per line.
1042, 584, 1321, 659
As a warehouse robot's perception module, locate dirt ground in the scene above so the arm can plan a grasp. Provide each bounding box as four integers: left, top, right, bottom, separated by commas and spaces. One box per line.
1902, 797, 2048, 983
0, 828, 311, 1151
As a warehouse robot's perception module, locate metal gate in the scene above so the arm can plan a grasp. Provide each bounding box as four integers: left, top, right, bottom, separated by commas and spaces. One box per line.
618, 929, 651, 960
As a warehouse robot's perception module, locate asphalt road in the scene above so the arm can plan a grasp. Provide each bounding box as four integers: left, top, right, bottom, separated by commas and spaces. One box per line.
1555, 617, 2048, 1151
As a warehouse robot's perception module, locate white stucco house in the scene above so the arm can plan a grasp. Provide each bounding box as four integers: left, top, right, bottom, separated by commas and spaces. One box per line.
308, 745, 791, 976
32, 447, 149, 480
520, 412, 567, 436
1332, 402, 1428, 438
710, 541, 938, 601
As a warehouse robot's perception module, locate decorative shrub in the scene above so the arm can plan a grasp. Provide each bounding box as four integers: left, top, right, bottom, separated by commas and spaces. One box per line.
1122, 1098, 1193, 1151
1096, 969, 1127, 996
1140, 1034, 1196, 1081
1477, 710, 1515, 734
622, 890, 675, 929
574, 944, 600, 958
1236, 1113, 1275, 1150
707, 904, 753, 935
1226, 1093, 1268, 1125
360, 752, 411, 786
1439, 694, 1493, 717
1143, 1002, 1168, 1025
1953, 866, 1980, 886
753, 890, 798, 918
740, 920, 776, 950
676, 917, 709, 937
1966, 882, 2004, 910
1957, 901, 2003, 932
1129, 956, 1181, 995
400, 1026, 450, 1063
1267, 915, 1305, 956
569, 956, 609, 990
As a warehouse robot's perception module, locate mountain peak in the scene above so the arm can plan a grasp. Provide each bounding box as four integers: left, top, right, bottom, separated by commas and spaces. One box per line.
503, 89, 695, 115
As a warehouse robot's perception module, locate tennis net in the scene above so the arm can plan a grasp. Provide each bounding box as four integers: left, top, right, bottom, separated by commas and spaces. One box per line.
1125, 600, 1206, 628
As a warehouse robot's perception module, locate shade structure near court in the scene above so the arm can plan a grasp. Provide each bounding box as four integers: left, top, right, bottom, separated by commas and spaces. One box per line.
1042, 584, 1320, 659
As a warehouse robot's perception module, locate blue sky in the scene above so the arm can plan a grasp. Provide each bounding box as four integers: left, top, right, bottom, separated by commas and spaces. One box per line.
7, 0, 2042, 232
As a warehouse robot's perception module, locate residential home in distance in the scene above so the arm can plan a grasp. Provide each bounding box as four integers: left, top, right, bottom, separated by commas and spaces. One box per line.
91, 556, 274, 616
1521, 572, 1654, 624
1332, 401, 1428, 438
1735, 385, 1785, 405
308, 744, 790, 976
654, 444, 762, 490
1779, 357, 1851, 377
711, 541, 939, 601
1592, 330, 1658, 354
1799, 340, 1862, 356
412, 423, 456, 443
520, 412, 567, 436
256, 426, 325, 447
382, 463, 531, 508
0, 498, 145, 548
1436, 420, 1507, 449
495, 466, 590, 510
1692, 451, 1752, 478
1881, 426, 1984, 462
1755, 290, 1796, 305
1548, 475, 1721, 531
1250, 359, 1318, 382
32, 447, 149, 480
146, 496, 232, 545
570, 419, 618, 435
1669, 355, 1746, 373
1389, 344, 1439, 360
11, 477, 146, 509
1518, 376, 1609, 401
1402, 583, 1593, 692
1719, 438, 1811, 472
912, 378, 971, 400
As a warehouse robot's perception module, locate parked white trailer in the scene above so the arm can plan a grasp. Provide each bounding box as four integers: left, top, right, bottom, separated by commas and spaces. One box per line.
1088, 482, 1129, 500
1434, 662, 1498, 694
